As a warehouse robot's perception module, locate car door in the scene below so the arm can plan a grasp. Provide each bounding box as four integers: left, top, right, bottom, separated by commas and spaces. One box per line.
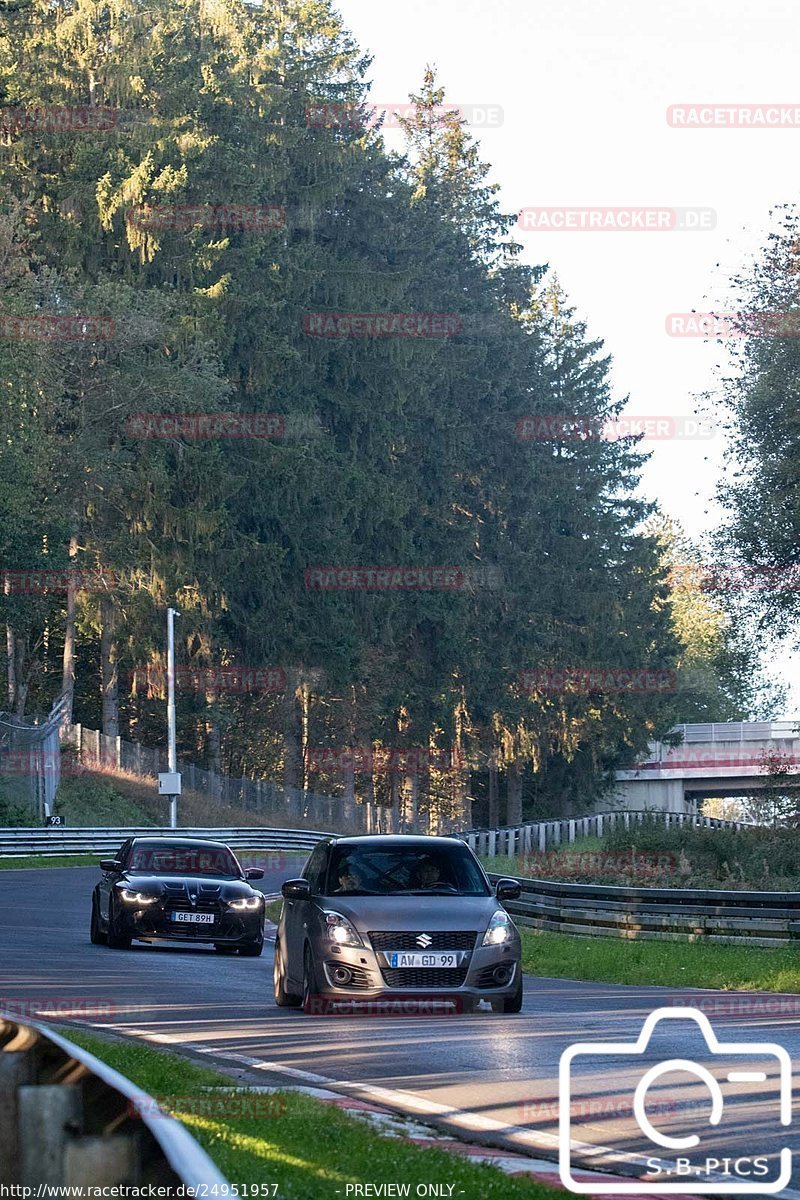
284, 841, 328, 987
99, 838, 131, 920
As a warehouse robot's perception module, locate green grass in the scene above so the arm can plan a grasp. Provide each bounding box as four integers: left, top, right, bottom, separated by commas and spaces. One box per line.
0, 853, 100, 869
520, 928, 800, 992
62, 1032, 561, 1200
265, 899, 283, 923
54, 775, 156, 827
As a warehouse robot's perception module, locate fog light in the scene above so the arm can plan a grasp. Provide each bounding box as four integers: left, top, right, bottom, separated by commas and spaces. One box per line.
332, 965, 353, 986
493, 964, 512, 984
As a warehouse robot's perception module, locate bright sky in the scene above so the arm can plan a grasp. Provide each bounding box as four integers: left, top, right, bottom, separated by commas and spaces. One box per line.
336, 0, 800, 714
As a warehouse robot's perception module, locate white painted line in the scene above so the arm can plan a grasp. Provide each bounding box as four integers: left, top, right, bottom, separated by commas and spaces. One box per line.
80, 1024, 800, 1200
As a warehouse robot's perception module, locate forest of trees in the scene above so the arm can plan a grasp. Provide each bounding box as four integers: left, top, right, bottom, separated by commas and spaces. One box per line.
0, 0, 776, 828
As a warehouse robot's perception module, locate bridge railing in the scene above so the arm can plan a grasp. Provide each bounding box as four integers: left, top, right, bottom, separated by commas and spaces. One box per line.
462, 808, 753, 859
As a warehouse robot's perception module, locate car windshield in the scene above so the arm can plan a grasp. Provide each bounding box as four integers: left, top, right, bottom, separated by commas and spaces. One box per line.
324, 845, 489, 896
127, 843, 242, 879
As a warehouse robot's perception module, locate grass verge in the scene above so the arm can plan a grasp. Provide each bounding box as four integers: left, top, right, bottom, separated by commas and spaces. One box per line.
520, 927, 800, 992
63, 1031, 561, 1200
0, 853, 99, 869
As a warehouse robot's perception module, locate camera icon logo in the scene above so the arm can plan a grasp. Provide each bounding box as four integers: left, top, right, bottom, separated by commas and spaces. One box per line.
559, 1007, 792, 1194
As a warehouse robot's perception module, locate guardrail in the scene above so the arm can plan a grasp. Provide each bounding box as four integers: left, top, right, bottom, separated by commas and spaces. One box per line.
0, 825, 331, 858
0, 1012, 228, 1186
464, 809, 753, 859
489, 873, 800, 946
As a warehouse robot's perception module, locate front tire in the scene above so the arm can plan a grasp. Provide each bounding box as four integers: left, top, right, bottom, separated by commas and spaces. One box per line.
90, 896, 107, 946
239, 935, 264, 957
106, 898, 132, 950
214, 944, 237, 954
302, 944, 323, 1014
274, 940, 302, 1007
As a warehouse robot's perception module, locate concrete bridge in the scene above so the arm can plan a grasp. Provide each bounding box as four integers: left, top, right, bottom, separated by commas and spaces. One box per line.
612, 720, 800, 813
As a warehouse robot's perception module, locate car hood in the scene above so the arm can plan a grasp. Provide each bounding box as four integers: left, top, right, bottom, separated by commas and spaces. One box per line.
319, 893, 502, 932
119, 874, 257, 900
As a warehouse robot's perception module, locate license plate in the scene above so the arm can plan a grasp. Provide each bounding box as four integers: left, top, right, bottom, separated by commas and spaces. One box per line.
387, 951, 463, 968
170, 911, 215, 924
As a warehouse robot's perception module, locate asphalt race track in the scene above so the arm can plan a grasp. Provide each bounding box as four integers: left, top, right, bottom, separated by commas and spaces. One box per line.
2, 862, 799, 1193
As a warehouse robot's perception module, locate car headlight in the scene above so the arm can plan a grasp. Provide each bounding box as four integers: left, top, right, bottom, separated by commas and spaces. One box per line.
119, 889, 159, 905
228, 896, 263, 911
322, 911, 363, 948
482, 910, 514, 946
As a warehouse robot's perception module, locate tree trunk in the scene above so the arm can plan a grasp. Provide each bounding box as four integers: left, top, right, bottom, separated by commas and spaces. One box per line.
390, 769, 401, 829
400, 756, 418, 832
13, 634, 28, 717
488, 753, 499, 828
282, 670, 303, 791
299, 681, 310, 792
61, 533, 79, 724
100, 593, 119, 737
6, 625, 15, 708
506, 759, 523, 826
342, 758, 355, 804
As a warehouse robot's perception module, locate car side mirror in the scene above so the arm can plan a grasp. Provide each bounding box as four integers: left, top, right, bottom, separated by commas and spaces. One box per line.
496, 878, 521, 901
244, 867, 264, 880
281, 878, 312, 900
100, 859, 120, 873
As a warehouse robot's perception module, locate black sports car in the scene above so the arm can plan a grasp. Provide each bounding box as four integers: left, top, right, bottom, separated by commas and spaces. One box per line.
90, 836, 266, 955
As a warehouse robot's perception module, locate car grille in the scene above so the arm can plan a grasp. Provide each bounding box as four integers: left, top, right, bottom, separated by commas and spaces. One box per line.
164, 897, 219, 913
380, 966, 470, 988
369, 931, 477, 952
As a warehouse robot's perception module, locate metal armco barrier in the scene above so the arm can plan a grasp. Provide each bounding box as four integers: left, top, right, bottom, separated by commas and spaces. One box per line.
464, 809, 754, 858
489, 873, 800, 946
0, 825, 331, 858
0, 1013, 228, 1187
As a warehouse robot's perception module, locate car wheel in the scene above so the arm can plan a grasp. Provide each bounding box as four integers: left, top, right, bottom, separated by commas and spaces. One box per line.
106, 898, 132, 950
90, 895, 107, 946
302, 943, 322, 1014
214, 944, 237, 954
492, 971, 523, 1014
274, 940, 302, 1008
239, 936, 264, 957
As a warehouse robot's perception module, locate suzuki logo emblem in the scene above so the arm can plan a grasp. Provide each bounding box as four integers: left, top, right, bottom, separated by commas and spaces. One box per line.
416, 933, 433, 948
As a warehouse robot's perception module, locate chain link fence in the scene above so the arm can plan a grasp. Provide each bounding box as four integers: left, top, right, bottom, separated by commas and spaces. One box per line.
0, 694, 68, 821
62, 722, 410, 833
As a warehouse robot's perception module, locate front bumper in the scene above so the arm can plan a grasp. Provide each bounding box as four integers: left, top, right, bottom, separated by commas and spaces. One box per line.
120, 903, 264, 944
314, 936, 521, 1001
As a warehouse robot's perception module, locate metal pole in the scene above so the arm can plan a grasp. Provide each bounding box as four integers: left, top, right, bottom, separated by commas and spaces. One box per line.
167, 607, 180, 828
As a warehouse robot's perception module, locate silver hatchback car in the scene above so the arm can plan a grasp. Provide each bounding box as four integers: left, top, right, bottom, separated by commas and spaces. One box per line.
273, 835, 523, 1014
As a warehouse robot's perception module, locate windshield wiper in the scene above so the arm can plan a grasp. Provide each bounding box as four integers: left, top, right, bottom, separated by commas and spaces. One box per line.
400, 885, 460, 894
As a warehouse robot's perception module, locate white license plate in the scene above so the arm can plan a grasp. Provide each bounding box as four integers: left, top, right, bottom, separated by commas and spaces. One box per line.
387, 951, 462, 968
170, 911, 215, 924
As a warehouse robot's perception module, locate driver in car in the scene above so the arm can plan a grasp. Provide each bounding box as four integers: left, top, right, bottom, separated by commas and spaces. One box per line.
335, 862, 365, 892
410, 856, 442, 889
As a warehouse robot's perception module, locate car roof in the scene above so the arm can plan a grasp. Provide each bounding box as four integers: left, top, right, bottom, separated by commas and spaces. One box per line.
328, 835, 467, 848
129, 837, 233, 850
